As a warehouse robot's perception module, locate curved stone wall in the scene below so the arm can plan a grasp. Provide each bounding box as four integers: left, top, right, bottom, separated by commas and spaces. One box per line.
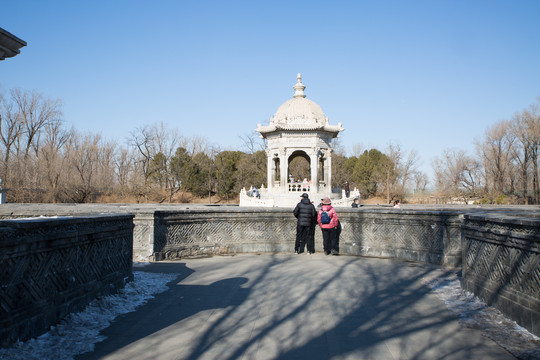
0, 204, 538, 336
462, 213, 540, 336
0, 204, 536, 267
150, 208, 463, 267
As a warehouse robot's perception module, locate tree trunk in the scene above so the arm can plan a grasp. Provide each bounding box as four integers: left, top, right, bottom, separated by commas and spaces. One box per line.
533, 147, 539, 204
386, 169, 390, 204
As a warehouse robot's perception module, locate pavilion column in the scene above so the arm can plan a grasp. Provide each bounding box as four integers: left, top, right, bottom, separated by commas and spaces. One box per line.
267, 154, 274, 192
326, 151, 333, 191
280, 152, 288, 193
310, 150, 319, 193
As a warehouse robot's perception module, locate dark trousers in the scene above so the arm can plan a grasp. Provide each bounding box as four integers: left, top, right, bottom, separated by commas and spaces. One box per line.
336, 221, 341, 252
310, 224, 316, 253
296, 224, 315, 253
321, 227, 338, 254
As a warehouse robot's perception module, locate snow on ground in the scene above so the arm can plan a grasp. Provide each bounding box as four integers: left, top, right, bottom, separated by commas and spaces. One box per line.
4, 216, 74, 221
0, 271, 178, 360
424, 274, 540, 360
133, 261, 152, 267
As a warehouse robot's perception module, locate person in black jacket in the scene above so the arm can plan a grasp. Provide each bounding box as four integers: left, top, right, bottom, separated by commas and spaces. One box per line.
344, 181, 350, 198
293, 193, 317, 254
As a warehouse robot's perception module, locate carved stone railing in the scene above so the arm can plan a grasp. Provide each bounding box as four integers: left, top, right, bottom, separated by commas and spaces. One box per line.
149, 208, 463, 267
288, 183, 310, 192
340, 209, 463, 266
0, 214, 134, 347
0, 204, 536, 265
462, 213, 539, 336
239, 187, 274, 207
0, 204, 538, 336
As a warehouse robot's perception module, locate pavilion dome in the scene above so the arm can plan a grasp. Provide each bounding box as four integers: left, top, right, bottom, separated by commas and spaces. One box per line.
270, 74, 328, 129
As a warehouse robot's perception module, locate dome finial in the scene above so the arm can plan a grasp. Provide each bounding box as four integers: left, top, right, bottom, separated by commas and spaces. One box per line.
293, 73, 306, 98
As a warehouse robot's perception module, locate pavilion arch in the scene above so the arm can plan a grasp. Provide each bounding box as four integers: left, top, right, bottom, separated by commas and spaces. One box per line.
288, 150, 311, 181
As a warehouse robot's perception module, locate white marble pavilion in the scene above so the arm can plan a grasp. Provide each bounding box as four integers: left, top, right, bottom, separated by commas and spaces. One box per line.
240, 74, 359, 207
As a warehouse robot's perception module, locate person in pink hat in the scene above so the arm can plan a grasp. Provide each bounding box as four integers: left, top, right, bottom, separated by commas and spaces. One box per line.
317, 196, 339, 255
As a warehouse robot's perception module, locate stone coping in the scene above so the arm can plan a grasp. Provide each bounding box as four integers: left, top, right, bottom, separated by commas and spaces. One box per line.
464, 212, 540, 227
0, 203, 538, 266
2, 202, 537, 210
0, 212, 134, 225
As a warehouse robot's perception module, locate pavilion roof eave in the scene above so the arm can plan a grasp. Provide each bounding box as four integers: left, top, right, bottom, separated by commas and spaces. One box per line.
255, 126, 343, 139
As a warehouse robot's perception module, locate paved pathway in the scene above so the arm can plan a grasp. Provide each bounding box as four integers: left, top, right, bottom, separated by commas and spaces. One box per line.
76, 254, 515, 360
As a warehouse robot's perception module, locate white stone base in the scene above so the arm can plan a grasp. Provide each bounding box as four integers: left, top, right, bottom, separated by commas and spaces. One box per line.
240, 187, 360, 208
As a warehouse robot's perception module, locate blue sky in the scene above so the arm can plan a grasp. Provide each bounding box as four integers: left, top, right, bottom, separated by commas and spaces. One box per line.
1, 1, 540, 180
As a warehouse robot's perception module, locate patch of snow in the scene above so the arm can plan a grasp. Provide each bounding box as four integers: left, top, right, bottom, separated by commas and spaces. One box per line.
132, 261, 151, 267
424, 274, 540, 359
0, 271, 178, 360
4, 215, 74, 221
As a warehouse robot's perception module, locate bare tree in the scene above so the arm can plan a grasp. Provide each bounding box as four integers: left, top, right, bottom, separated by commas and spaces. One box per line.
39, 121, 71, 202
510, 111, 532, 203
0, 94, 23, 182
476, 121, 515, 195
332, 137, 346, 156
384, 142, 420, 202
95, 138, 117, 196
152, 121, 181, 159
351, 143, 365, 157
413, 171, 429, 193
128, 122, 184, 200
432, 148, 481, 202
0, 88, 63, 200
184, 135, 210, 157
129, 125, 157, 186
10, 88, 63, 160
67, 132, 102, 202
521, 100, 540, 203
239, 131, 265, 154
115, 147, 135, 193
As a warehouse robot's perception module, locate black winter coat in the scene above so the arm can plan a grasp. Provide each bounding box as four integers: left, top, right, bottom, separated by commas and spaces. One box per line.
293, 198, 317, 226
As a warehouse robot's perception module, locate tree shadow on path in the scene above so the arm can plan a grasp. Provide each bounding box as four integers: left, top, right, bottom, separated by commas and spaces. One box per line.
76, 261, 252, 360
77, 256, 514, 360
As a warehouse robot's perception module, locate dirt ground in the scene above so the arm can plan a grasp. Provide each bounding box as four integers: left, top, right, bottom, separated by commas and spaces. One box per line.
361, 197, 388, 205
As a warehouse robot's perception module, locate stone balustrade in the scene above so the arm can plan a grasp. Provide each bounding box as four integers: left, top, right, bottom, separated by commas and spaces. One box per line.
0, 204, 537, 264
150, 208, 463, 267
288, 183, 310, 192
462, 212, 539, 336
0, 204, 538, 336
0, 214, 134, 347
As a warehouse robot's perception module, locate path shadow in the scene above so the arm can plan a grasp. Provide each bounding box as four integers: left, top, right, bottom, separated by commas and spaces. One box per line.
75, 257, 288, 360
76, 256, 512, 360
75, 261, 250, 360
274, 262, 486, 359
181, 257, 511, 360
